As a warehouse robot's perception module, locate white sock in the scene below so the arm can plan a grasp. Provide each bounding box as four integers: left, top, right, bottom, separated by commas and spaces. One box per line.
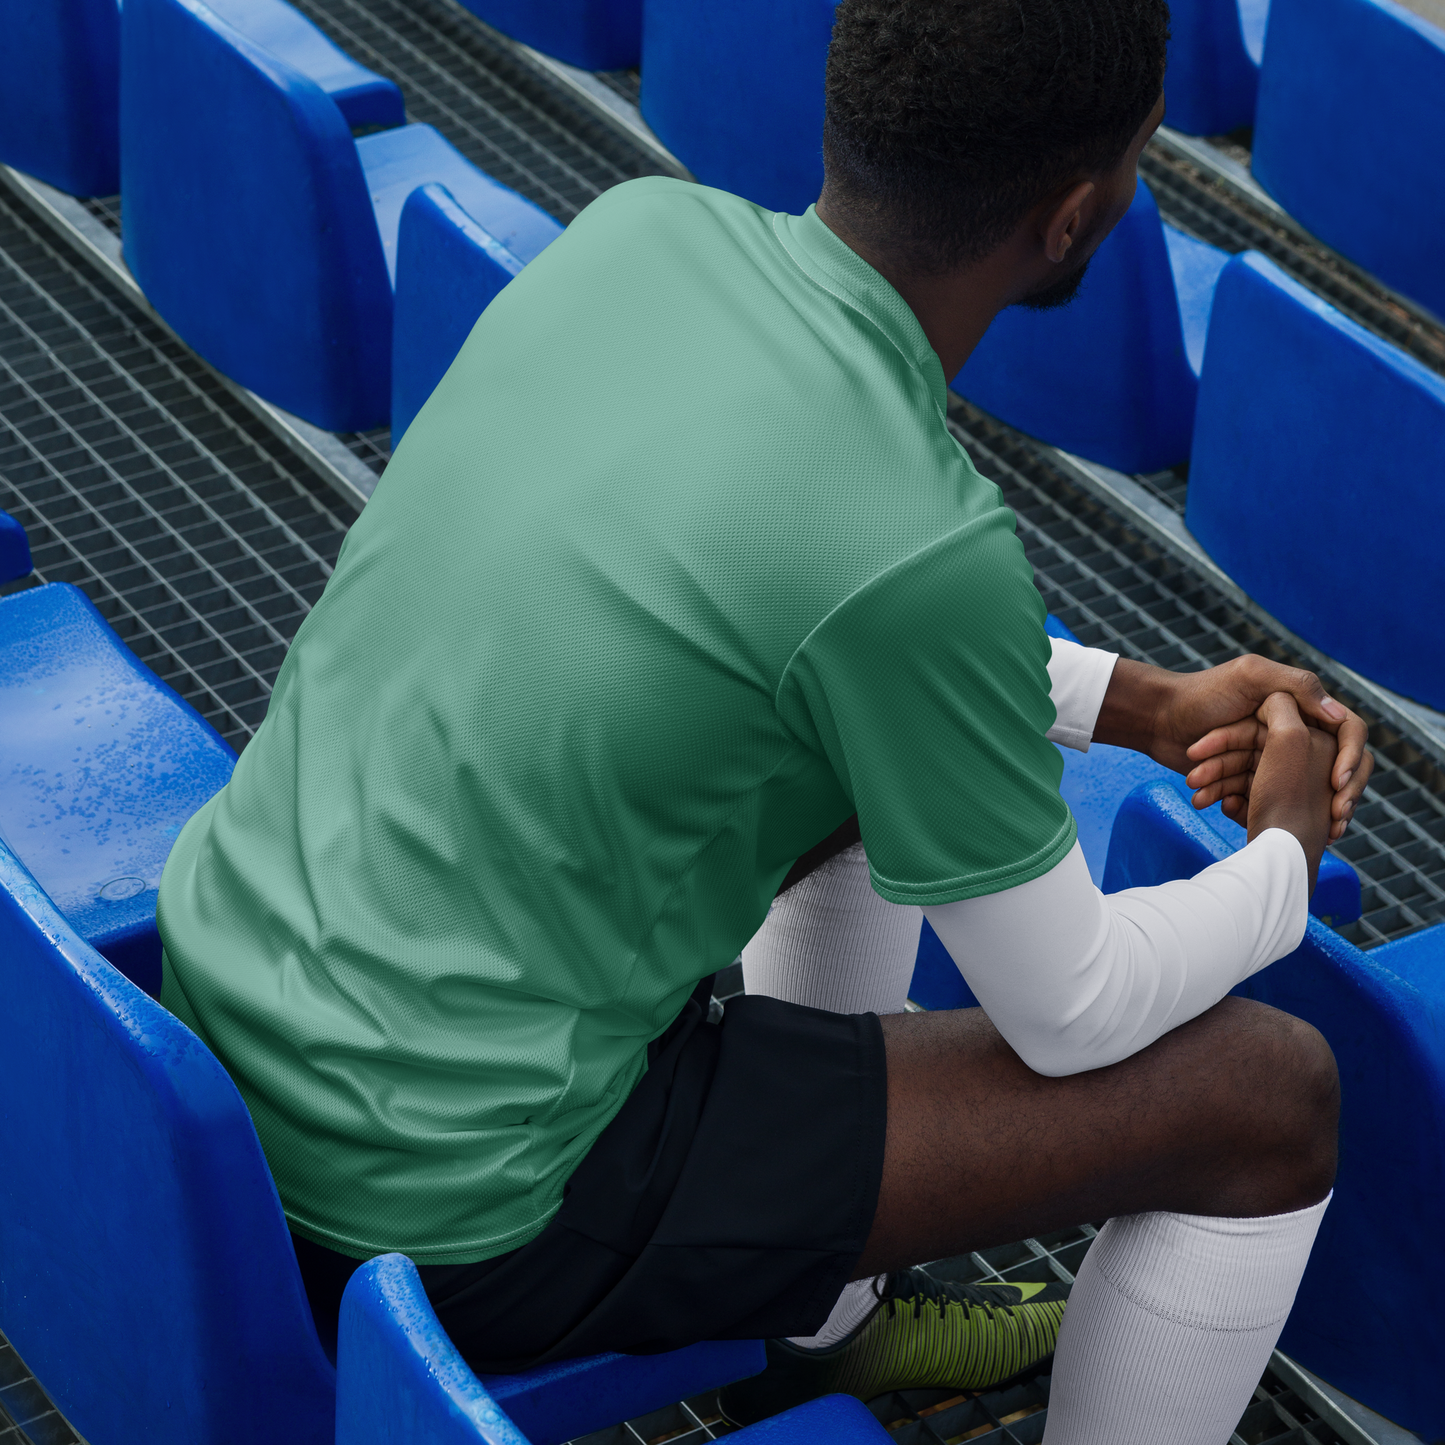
742, 842, 922, 1016
787, 1275, 882, 1350
1043, 1193, 1332, 1445
744, 843, 913, 1351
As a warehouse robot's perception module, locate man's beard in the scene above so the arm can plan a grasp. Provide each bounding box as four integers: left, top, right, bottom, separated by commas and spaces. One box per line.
1015, 254, 1093, 311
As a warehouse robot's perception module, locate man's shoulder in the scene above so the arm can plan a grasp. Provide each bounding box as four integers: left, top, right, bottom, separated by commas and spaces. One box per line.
577, 176, 772, 229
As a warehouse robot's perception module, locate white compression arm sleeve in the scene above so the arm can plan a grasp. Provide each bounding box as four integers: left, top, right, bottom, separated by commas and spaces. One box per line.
1046, 637, 1118, 752
923, 832, 1309, 1076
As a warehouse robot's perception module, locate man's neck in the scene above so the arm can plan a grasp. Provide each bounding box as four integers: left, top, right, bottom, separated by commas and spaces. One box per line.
813, 197, 1015, 381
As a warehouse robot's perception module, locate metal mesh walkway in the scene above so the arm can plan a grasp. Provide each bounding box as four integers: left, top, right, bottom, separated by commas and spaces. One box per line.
0, 187, 358, 751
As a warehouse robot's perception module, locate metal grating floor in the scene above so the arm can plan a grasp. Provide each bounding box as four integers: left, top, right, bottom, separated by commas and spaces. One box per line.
0, 1333, 77, 1445
0, 186, 358, 752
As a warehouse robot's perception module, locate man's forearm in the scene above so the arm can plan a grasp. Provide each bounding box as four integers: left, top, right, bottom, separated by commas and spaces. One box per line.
1091, 656, 1178, 757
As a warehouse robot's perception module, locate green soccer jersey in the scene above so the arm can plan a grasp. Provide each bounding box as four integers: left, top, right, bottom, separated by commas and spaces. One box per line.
157, 178, 1075, 1264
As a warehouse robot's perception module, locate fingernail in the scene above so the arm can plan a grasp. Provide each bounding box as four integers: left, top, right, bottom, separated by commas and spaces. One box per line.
1323, 698, 1346, 721
1339, 770, 1353, 788
1342, 800, 1354, 818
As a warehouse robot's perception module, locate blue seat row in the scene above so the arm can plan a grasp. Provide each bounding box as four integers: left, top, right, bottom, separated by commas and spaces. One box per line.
1153, 0, 1445, 329
0, 0, 563, 436
1160, 0, 1268, 136
0, 782, 766, 1445
1187, 252, 1445, 713
0, 0, 121, 197
337, 1253, 884, 1445
954, 180, 1230, 475
121, 0, 561, 433
1252, 0, 1445, 325
1104, 780, 1445, 1442
0, 508, 236, 996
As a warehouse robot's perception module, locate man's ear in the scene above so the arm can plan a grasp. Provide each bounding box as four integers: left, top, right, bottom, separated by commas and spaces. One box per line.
1043, 180, 1096, 265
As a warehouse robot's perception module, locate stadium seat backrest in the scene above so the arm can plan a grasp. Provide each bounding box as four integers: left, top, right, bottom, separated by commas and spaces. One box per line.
953, 181, 1226, 474
1185, 251, 1445, 711
1104, 779, 1445, 1441
0, 0, 120, 196
391, 182, 562, 443
455, 0, 642, 71
1161, 0, 1267, 136
1252, 0, 1445, 322
0, 506, 32, 581
640, 0, 840, 214
121, 0, 395, 430
0, 583, 237, 995
338, 1255, 769, 1445
0, 837, 335, 1445
202, 0, 406, 130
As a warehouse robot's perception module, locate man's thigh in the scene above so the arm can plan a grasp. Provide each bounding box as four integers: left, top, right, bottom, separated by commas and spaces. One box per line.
854, 997, 1338, 1278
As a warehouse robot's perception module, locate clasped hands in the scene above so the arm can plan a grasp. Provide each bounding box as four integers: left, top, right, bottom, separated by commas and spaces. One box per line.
1094, 654, 1374, 891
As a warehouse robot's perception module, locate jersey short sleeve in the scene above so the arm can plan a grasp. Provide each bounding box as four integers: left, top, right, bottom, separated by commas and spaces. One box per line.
775, 504, 1076, 906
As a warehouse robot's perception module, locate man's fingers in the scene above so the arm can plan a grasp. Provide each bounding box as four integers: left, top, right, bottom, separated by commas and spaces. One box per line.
1222, 794, 1249, 825
1245, 656, 1348, 730
1185, 718, 1262, 763
1185, 748, 1260, 790
1331, 714, 1371, 793
1256, 691, 1309, 734
1191, 773, 1253, 810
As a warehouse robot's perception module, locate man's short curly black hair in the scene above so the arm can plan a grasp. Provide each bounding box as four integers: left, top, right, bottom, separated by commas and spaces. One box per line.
823, 0, 1171, 273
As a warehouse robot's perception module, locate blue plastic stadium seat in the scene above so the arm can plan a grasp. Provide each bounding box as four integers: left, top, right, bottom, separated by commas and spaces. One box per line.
1104, 780, 1445, 1441
1161, 0, 1269, 136
1185, 252, 1445, 711
338, 1254, 880, 1445
0, 836, 335, 1445
122, 0, 557, 433
0, 506, 32, 581
639, 0, 838, 214
954, 181, 1230, 474
0, 582, 236, 996
454, 0, 641, 71
1252, 0, 1445, 323
391, 181, 562, 443
0, 0, 120, 197
907, 612, 1359, 1009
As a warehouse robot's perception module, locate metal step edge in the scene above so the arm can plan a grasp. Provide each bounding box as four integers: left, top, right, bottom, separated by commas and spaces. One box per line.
509, 45, 692, 181
421, 0, 691, 182
1045, 443, 1445, 767
1269, 1352, 1424, 1445
1149, 126, 1445, 337
0, 164, 378, 514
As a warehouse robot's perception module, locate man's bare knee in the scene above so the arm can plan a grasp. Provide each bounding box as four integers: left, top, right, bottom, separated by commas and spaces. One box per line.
1208, 999, 1339, 1212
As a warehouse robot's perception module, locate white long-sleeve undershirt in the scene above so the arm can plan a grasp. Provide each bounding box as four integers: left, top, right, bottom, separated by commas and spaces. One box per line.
923, 833, 1308, 1076
919, 635, 1310, 1076
1045, 635, 1119, 753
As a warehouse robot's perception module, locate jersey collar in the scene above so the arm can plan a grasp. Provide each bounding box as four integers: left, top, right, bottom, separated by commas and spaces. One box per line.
772, 205, 946, 409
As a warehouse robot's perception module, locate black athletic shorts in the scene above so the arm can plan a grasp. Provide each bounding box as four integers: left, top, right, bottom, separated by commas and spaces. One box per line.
294, 972, 888, 1373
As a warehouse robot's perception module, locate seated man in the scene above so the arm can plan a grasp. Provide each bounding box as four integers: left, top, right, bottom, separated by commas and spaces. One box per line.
156, 1, 1372, 1440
